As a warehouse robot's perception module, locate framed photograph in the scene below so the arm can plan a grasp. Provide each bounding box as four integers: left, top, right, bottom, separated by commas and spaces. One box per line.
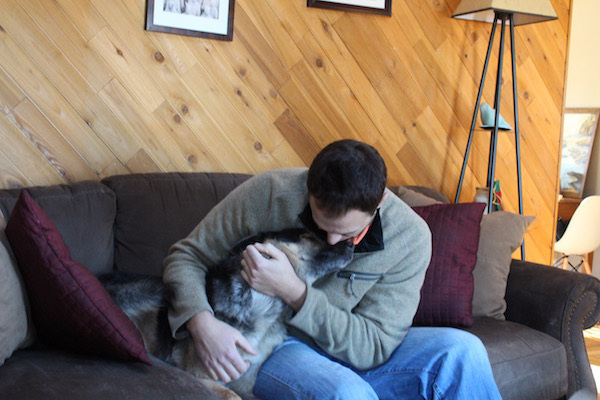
307, 0, 392, 16
145, 0, 235, 41
560, 108, 600, 198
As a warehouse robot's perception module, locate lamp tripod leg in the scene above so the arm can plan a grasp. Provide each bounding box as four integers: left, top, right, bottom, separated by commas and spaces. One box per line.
487, 13, 506, 214
455, 21, 498, 204
509, 15, 525, 260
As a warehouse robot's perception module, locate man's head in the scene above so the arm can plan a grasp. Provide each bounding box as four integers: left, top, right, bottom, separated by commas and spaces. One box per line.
307, 140, 388, 245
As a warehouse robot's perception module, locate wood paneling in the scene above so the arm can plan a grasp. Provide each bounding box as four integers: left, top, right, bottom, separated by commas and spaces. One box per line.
0, 0, 570, 265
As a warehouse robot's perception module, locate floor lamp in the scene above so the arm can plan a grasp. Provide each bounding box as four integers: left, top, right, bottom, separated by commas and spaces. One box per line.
452, 0, 557, 259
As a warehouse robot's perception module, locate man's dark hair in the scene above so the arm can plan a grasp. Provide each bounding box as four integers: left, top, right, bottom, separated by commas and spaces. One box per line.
307, 139, 387, 216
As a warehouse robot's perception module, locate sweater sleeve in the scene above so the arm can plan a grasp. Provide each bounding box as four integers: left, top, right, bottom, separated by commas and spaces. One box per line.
287, 208, 432, 370
163, 169, 308, 339
163, 185, 261, 338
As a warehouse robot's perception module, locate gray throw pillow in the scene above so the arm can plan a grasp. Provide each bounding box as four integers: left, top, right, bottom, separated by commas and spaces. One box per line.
472, 212, 535, 319
0, 210, 34, 365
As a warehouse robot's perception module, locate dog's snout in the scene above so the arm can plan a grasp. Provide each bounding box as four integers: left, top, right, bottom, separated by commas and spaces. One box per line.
333, 240, 354, 255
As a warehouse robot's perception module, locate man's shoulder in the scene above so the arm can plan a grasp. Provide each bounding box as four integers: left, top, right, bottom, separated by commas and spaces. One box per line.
258, 167, 308, 181
225, 168, 308, 209
244, 168, 308, 191
382, 191, 423, 221
381, 193, 431, 240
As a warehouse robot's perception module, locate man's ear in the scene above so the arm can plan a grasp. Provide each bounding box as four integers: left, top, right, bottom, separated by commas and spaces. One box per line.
378, 191, 390, 209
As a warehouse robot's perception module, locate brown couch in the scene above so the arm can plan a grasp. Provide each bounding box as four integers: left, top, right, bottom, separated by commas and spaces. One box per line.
0, 172, 599, 399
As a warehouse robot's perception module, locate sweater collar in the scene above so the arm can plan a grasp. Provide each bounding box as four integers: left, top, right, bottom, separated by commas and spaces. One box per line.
298, 204, 384, 253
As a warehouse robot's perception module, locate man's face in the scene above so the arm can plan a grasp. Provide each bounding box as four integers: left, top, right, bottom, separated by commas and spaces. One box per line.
309, 196, 375, 246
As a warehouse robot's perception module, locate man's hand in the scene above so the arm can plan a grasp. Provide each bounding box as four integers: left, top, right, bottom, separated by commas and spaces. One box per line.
240, 242, 308, 312
186, 311, 257, 383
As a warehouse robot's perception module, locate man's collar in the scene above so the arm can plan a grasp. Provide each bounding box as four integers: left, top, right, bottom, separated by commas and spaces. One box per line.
298, 204, 384, 253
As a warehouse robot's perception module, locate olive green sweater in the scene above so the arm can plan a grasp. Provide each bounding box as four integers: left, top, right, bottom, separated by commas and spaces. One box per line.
163, 168, 431, 370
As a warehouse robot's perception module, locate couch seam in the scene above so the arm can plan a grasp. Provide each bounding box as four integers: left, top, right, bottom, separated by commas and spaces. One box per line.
490, 345, 566, 367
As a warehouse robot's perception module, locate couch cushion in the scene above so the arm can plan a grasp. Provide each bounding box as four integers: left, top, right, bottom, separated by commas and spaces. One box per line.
102, 172, 251, 276
412, 202, 486, 327
5, 191, 150, 365
465, 318, 568, 400
403, 185, 450, 204
0, 211, 33, 365
0, 181, 116, 275
0, 348, 230, 399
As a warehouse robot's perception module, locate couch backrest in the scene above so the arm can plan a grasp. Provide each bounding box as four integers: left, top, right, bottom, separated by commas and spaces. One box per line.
101, 172, 251, 277
0, 182, 116, 275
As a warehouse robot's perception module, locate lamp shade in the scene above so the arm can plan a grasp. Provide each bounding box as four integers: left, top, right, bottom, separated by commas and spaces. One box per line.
452, 0, 557, 26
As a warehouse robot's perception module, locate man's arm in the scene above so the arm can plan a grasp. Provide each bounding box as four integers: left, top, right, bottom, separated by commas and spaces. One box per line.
163, 176, 272, 382
163, 195, 260, 382
163, 169, 308, 381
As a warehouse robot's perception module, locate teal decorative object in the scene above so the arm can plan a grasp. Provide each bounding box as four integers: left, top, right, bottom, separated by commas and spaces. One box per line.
480, 103, 512, 130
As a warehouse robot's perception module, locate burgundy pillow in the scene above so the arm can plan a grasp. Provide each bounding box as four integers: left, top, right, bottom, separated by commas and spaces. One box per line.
5, 190, 150, 364
412, 202, 486, 327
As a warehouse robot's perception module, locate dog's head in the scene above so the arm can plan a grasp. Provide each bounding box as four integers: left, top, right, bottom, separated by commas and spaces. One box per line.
259, 229, 354, 284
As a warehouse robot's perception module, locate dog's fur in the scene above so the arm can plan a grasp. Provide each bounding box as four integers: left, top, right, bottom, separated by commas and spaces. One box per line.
100, 228, 354, 398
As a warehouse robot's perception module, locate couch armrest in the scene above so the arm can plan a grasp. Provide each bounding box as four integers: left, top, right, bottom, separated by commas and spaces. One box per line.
505, 259, 600, 398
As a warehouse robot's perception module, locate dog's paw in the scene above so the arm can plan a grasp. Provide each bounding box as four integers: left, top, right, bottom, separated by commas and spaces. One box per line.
199, 378, 242, 400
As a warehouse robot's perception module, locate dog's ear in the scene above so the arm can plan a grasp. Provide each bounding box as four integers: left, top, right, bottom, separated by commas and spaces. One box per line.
230, 233, 269, 255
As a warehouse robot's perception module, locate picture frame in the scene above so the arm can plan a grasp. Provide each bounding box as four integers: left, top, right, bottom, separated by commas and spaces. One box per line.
145, 0, 235, 41
307, 0, 392, 16
560, 108, 600, 198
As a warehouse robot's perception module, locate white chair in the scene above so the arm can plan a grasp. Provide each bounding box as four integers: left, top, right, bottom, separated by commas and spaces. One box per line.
554, 195, 600, 274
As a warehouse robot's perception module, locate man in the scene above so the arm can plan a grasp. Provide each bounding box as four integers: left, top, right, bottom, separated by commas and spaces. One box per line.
163, 140, 501, 399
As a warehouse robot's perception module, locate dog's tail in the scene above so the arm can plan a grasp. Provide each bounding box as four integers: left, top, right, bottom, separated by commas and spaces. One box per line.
99, 271, 166, 311
99, 271, 175, 359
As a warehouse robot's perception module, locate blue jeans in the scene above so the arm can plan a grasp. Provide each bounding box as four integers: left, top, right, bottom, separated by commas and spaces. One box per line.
253, 327, 502, 399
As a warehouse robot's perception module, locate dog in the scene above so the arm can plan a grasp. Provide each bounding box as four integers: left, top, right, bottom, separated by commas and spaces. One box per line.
100, 228, 354, 399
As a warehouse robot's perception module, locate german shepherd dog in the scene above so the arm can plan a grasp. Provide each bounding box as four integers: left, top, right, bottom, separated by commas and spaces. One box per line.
100, 229, 354, 399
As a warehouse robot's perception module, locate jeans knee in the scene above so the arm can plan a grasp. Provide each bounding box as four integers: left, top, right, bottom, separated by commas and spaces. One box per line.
438, 330, 490, 366
328, 378, 378, 400
256, 371, 378, 400
428, 330, 500, 399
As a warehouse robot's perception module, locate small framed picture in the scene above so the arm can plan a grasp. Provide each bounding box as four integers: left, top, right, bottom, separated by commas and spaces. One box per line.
307, 0, 391, 16
145, 0, 235, 41
560, 108, 600, 198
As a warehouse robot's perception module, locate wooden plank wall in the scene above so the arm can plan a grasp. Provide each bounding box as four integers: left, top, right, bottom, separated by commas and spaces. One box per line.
0, 0, 570, 265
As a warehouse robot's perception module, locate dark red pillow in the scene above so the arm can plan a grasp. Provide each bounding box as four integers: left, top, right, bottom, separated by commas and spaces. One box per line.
412, 202, 486, 327
5, 190, 150, 364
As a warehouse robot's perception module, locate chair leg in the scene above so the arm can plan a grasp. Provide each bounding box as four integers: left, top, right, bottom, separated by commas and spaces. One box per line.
582, 254, 592, 274
561, 256, 569, 270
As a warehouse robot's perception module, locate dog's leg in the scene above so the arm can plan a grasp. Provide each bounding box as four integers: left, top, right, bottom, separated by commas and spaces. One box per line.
198, 379, 242, 400
172, 339, 242, 399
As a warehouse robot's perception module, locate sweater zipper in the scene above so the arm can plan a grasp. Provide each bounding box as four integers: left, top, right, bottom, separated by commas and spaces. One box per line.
336, 270, 383, 297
